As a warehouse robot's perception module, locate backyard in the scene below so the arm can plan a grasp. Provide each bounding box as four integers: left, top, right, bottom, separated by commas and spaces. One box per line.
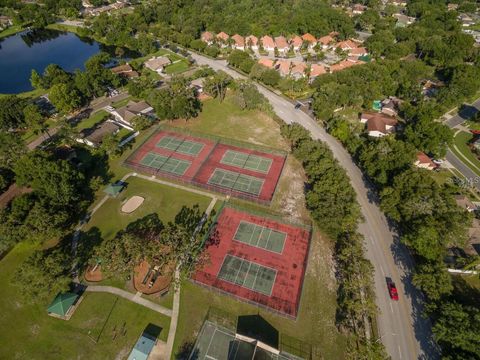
0, 242, 170, 360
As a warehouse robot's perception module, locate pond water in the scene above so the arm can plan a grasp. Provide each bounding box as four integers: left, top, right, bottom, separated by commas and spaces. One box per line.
0, 29, 125, 94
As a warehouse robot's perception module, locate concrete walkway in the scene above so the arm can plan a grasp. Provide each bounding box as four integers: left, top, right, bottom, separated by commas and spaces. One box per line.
85, 285, 173, 317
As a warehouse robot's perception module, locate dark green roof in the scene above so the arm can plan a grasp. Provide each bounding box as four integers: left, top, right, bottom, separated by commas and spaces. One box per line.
103, 182, 125, 197
47, 292, 79, 316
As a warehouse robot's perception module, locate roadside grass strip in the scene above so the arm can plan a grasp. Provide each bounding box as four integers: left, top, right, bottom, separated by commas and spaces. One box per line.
217, 255, 276, 296
220, 150, 272, 173
233, 221, 286, 254
156, 135, 205, 156
140, 152, 191, 176
207, 168, 264, 196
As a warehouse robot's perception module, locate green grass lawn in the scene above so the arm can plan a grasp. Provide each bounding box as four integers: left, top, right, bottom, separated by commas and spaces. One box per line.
111, 96, 133, 109
164, 61, 190, 75
0, 24, 24, 39
170, 95, 288, 150
76, 110, 110, 131
451, 131, 480, 176
84, 176, 212, 240
0, 243, 170, 360
173, 230, 347, 359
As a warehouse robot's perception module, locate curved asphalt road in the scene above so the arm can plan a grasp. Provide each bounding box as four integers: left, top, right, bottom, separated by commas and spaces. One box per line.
190, 53, 436, 360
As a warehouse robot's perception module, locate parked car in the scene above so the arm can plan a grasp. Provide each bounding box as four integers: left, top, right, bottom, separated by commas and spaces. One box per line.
386, 278, 399, 301
433, 159, 444, 165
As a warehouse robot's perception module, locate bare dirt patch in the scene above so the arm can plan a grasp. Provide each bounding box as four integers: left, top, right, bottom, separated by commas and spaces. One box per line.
121, 196, 145, 214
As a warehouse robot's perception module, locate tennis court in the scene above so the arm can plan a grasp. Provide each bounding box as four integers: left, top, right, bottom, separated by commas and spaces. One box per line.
218, 255, 277, 296
156, 135, 205, 156
233, 221, 286, 254
190, 321, 298, 360
140, 152, 191, 176
208, 168, 264, 196
221, 150, 273, 173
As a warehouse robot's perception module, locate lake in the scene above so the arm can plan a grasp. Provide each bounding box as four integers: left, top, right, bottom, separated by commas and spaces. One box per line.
0, 29, 120, 94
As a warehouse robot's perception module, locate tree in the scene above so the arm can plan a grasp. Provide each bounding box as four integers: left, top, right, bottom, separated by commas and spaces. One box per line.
23, 103, 48, 136
15, 247, 72, 303
30, 69, 43, 89
0, 95, 27, 131
260, 69, 281, 87
131, 115, 152, 131
412, 260, 453, 301
203, 71, 232, 102
0, 131, 26, 170
100, 133, 122, 156
49, 83, 82, 114
232, 80, 271, 112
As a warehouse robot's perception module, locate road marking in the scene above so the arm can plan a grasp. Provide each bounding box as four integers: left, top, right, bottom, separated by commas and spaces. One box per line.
390, 302, 394, 313
398, 345, 402, 359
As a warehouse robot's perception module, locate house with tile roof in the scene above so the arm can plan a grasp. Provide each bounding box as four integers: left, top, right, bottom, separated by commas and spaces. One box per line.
201, 31, 215, 44
302, 33, 317, 48
231, 34, 245, 50
260, 35, 275, 52
216, 32, 230, 47
318, 35, 335, 48
291, 62, 307, 79
309, 64, 327, 80
274, 36, 289, 54
277, 60, 291, 76
414, 152, 437, 170
290, 35, 303, 51
245, 35, 259, 49
258, 58, 276, 69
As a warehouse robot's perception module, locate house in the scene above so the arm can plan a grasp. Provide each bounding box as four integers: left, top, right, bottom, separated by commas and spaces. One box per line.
329, 58, 364, 73
291, 62, 307, 79
309, 64, 327, 80
349, 47, 368, 57
47, 292, 82, 320
466, 219, 480, 256
201, 31, 215, 44
318, 35, 335, 48
0, 16, 12, 30
111, 63, 139, 78
422, 79, 445, 97
231, 34, 245, 49
447, 3, 459, 11
260, 35, 275, 52
144, 56, 171, 74
127, 332, 157, 360
415, 152, 437, 170
109, 100, 154, 127
455, 195, 477, 212
335, 39, 359, 52
290, 35, 303, 51
389, 0, 407, 6
360, 112, 398, 137
245, 35, 259, 49
381, 97, 401, 117
352, 4, 367, 14
76, 120, 121, 148
301, 33, 317, 48
274, 36, 289, 54
190, 77, 205, 93
258, 58, 276, 69
277, 60, 291, 76
216, 31, 230, 47
458, 13, 476, 27
394, 13, 416, 27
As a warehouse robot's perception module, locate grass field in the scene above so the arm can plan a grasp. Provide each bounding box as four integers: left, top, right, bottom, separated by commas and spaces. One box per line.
164, 61, 190, 75
0, 243, 170, 360
171, 95, 288, 150
76, 110, 110, 131
173, 230, 347, 359
451, 131, 480, 176
0, 24, 25, 39
84, 176, 212, 240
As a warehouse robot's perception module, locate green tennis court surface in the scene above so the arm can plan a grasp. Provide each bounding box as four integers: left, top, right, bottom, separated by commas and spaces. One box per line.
221, 150, 272, 173
208, 168, 264, 196
190, 321, 297, 360
140, 152, 191, 175
234, 221, 286, 253
218, 255, 276, 296
156, 135, 204, 156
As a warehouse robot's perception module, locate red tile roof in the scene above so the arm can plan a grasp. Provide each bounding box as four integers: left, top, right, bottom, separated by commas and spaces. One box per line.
302, 33, 317, 43
310, 64, 327, 77
277, 60, 291, 75
336, 39, 358, 50
231, 34, 245, 47
274, 36, 289, 49
260, 35, 275, 49
216, 32, 230, 41
290, 35, 303, 47
349, 47, 368, 55
201, 31, 214, 42
245, 35, 258, 46
291, 61, 307, 75
258, 58, 276, 68
318, 35, 334, 45
416, 152, 436, 167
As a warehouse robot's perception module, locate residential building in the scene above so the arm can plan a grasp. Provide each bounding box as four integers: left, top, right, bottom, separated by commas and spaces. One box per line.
277, 60, 291, 76
290, 35, 303, 51
201, 31, 215, 44
76, 121, 121, 148
352, 4, 367, 14
110, 63, 139, 78
109, 100, 154, 127
291, 62, 307, 79
329, 58, 365, 72
447, 3, 459, 11
216, 31, 230, 47
360, 112, 398, 137
318, 35, 335, 48
245, 35, 259, 49
336, 39, 359, 52
260, 35, 275, 52
414, 152, 437, 170
0, 16, 12, 30
258, 58, 276, 69
381, 97, 401, 117
190, 77, 205, 93
144, 56, 171, 74
274, 36, 289, 54
231, 34, 245, 49
349, 47, 368, 57
394, 13, 416, 27
309, 64, 327, 80
302, 33, 317, 48
455, 195, 477, 212
458, 13, 476, 27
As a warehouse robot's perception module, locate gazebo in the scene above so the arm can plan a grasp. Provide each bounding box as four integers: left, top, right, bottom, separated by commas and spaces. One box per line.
47, 292, 81, 320
103, 181, 125, 197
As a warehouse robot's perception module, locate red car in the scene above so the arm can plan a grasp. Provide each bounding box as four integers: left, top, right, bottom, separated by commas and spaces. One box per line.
387, 281, 399, 301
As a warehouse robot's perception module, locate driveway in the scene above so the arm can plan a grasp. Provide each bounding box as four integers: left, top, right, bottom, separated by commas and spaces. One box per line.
189, 52, 436, 360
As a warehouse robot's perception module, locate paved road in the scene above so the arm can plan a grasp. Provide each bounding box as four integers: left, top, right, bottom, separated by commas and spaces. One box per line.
85, 285, 173, 317
190, 53, 436, 360
444, 98, 480, 128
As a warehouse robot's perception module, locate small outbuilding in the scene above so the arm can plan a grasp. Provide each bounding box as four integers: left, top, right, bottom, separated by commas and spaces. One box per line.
47, 292, 81, 320
103, 181, 125, 197
127, 332, 157, 360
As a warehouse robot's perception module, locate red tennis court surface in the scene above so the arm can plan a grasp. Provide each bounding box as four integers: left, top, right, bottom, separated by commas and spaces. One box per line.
126, 130, 216, 180
125, 128, 287, 203
193, 206, 311, 318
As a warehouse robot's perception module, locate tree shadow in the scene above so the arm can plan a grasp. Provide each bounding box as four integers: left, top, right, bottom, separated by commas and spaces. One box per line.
458, 104, 479, 121
75, 227, 104, 274
175, 341, 196, 360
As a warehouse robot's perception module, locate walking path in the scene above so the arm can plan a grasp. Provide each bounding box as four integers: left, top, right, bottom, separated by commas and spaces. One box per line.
85, 285, 173, 317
